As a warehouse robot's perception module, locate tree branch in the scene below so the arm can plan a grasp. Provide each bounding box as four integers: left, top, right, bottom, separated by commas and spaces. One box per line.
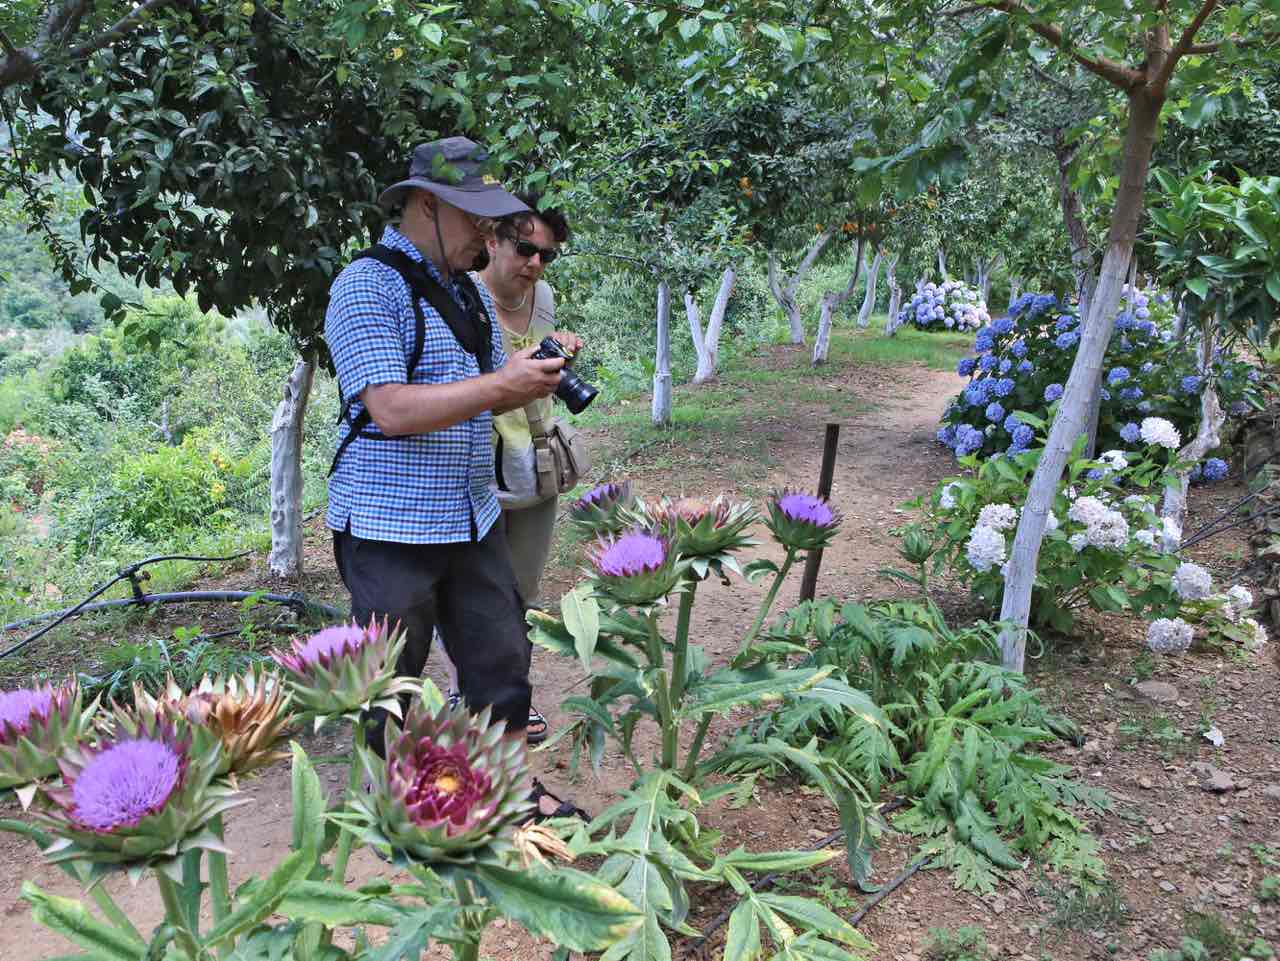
1185, 30, 1280, 55
950, 0, 1145, 90
1154, 0, 1218, 89
69, 0, 180, 60
0, 30, 17, 58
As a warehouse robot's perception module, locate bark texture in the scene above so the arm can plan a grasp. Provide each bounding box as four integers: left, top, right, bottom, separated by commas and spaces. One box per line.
1160, 316, 1223, 550
767, 229, 834, 344
812, 239, 865, 367
652, 280, 672, 426
267, 355, 316, 578
998, 79, 1169, 672
857, 248, 884, 329
687, 266, 735, 384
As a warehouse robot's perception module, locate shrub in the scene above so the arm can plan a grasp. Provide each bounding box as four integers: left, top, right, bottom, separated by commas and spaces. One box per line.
898, 279, 990, 332
906, 439, 1264, 647
936, 289, 1266, 460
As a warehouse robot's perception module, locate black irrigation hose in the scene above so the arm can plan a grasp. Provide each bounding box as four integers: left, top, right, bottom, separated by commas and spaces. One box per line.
1179, 489, 1264, 548
686, 797, 911, 956
1183, 500, 1280, 551
1, 548, 344, 662
845, 857, 928, 926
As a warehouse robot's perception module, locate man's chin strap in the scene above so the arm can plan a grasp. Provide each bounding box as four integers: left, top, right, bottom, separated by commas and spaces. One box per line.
432, 209, 452, 286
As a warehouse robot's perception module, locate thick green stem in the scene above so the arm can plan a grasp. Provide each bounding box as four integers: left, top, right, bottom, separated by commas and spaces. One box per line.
740, 549, 797, 651
87, 883, 144, 946
331, 721, 366, 884
156, 871, 203, 961
668, 583, 697, 710
453, 877, 481, 961
681, 712, 712, 783
647, 613, 679, 771
207, 813, 231, 956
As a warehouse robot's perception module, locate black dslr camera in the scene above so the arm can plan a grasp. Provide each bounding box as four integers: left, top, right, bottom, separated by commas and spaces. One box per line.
531, 336, 598, 414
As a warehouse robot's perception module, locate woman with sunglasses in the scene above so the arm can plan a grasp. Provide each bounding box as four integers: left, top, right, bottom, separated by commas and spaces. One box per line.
439, 194, 571, 744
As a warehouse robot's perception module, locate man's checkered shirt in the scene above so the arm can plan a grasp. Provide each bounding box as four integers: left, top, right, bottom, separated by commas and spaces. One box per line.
325, 226, 507, 544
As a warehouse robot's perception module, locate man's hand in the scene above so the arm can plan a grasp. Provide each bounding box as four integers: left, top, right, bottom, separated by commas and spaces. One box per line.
498, 344, 565, 407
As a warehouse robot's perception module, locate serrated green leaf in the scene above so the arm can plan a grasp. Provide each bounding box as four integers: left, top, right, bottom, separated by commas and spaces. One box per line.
474, 864, 641, 952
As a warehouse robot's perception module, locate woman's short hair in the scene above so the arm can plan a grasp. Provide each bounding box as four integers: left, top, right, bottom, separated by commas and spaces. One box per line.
498, 192, 570, 244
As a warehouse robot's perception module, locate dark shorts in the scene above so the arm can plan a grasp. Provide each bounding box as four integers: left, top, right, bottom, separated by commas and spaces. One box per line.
332, 521, 532, 755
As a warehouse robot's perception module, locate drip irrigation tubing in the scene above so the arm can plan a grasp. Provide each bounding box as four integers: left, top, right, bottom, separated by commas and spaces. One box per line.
685, 796, 909, 957
1183, 500, 1280, 551
1179, 489, 1263, 546
1, 550, 343, 662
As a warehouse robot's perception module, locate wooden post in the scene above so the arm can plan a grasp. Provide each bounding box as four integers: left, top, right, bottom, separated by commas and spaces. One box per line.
799, 423, 841, 602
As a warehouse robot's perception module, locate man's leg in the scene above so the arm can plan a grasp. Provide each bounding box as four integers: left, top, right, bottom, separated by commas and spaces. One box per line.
333, 526, 444, 757
435, 522, 532, 735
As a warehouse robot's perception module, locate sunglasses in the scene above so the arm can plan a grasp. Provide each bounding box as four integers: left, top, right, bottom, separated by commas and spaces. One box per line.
510, 238, 559, 265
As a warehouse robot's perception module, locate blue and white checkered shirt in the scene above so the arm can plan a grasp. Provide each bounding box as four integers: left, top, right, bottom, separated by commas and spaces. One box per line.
325, 226, 507, 544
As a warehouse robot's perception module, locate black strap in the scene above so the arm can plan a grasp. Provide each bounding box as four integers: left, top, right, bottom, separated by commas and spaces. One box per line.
328, 245, 493, 476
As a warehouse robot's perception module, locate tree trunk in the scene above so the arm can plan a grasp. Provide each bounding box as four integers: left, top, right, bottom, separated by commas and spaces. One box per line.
686, 266, 736, 384
812, 238, 865, 366
884, 253, 903, 335
767, 230, 833, 345
1173, 295, 1187, 341
1160, 313, 1222, 550
937, 246, 947, 279
152, 396, 173, 445
1054, 129, 1096, 319
267, 354, 316, 578
652, 279, 672, 426
857, 248, 884, 329
1008, 279, 1021, 308
997, 83, 1166, 672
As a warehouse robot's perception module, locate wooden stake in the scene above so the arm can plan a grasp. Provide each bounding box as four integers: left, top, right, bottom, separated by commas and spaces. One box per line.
799, 423, 840, 602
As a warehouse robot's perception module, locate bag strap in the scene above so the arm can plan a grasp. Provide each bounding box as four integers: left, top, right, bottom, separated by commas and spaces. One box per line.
328, 244, 491, 476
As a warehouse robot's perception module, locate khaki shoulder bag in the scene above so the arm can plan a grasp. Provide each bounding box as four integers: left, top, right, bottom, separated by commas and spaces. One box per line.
525, 399, 590, 496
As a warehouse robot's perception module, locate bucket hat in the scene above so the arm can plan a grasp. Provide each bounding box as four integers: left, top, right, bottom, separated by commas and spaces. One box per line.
377, 137, 529, 217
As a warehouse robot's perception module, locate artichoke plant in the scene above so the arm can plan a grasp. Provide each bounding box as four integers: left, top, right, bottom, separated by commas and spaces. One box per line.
0, 680, 95, 808
271, 620, 417, 731
342, 698, 529, 868
137, 668, 291, 784
33, 703, 241, 880
765, 490, 843, 552
567, 481, 634, 538
588, 528, 686, 606
646, 495, 758, 568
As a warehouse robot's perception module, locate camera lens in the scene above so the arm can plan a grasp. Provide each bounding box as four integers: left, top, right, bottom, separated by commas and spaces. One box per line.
555, 370, 599, 414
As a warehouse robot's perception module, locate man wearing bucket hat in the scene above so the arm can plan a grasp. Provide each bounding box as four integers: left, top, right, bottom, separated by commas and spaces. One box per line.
324, 138, 581, 812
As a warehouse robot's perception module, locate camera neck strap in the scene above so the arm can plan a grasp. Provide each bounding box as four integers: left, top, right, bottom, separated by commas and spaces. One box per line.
328, 244, 494, 477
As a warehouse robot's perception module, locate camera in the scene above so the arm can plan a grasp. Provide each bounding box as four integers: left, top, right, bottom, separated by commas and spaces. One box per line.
531, 336, 599, 414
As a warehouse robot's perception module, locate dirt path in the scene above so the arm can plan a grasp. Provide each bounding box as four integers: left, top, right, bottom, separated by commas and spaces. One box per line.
2, 343, 1277, 961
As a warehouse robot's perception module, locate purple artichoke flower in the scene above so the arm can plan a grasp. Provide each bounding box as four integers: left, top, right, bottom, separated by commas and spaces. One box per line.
588, 529, 684, 605
272, 620, 416, 731
766, 491, 842, 551
567, 480, 635, 537
34, 704, 240, 877
0, 681, 95, 807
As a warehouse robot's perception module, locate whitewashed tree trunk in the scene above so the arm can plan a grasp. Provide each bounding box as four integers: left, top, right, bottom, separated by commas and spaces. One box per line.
997, 84, 1166, 673
937, 247, 947, 279
267, 355, 316, 578
151, 396, 173, 445
652, 280, 672, 426
686, 266, 735, 384
857, 248, 884, 329
884, 252, 903, 335
1007, 279, 1021, 309
767, 229, 834, 345
1160, 314, 1222, 551
812, 238, 865, 367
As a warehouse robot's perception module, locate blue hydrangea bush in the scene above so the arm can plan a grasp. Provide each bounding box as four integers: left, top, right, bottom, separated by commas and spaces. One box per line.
936, 289, 1266, 463
898, 279, 990, 332
901, 439, 1267, 653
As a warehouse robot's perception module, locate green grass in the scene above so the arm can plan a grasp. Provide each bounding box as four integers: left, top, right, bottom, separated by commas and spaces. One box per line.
830, 324, 971, 371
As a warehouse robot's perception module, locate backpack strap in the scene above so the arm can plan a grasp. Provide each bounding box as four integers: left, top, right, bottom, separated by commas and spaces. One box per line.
328, 245, 492, 476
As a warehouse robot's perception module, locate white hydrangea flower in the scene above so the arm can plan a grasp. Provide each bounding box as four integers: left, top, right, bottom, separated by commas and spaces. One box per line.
1172, 562, 1213, 600
1140, 417, 1181, 450
1242, 617, 1268, 651
965, 525, 1007, 573
977, 503, 1018, 531
1135, 529, 1157, 548
1046, 511, 1059, 532
1099, 450, 1128, 471
939, 482, 961, 510
1147, 617, 1194, 654
1086, 510, 1129, 550
1069, 532, 1089, 552
1225, 584, 1253, 614
1068, 496, 1109, 527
